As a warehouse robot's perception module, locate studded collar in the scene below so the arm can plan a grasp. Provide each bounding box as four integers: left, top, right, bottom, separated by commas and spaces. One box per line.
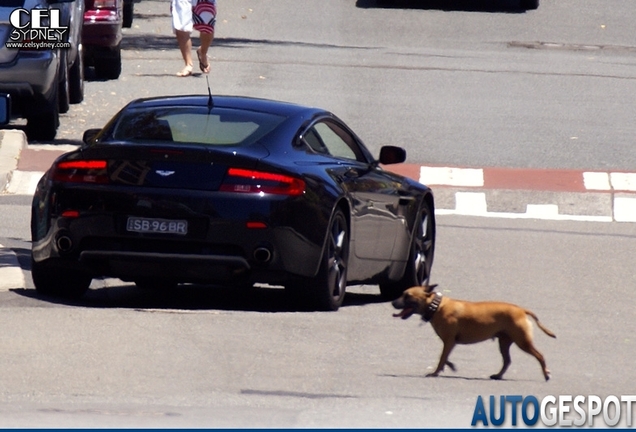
423, 292, 443, 322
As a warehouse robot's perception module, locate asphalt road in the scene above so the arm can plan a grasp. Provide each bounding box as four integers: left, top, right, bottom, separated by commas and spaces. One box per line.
1, 0, 636, 427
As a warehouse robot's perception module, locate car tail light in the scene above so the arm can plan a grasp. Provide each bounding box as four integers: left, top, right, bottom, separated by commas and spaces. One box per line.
52, 160, 109, 184
220, 168, 305, 196
61, 210, 80, 218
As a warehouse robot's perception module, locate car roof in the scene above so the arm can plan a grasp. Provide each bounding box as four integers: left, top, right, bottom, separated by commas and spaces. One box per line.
125, 95, 324, 118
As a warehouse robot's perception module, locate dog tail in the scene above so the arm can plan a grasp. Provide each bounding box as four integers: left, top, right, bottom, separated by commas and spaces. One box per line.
525, 310, 557, 338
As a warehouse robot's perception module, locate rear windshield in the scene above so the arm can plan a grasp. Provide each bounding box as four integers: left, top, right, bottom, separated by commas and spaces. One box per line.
109, 107, 286, 146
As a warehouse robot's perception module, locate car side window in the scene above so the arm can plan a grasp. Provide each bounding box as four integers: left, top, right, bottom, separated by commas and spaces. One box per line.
312, 121, 365, 162
302, 128, 329, 155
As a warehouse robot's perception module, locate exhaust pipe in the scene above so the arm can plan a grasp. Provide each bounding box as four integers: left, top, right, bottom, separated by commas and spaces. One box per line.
56, 234, 73, 253
253, 246, 272, 264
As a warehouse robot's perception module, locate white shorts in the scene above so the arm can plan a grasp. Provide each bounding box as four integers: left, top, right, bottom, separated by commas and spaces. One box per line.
171, 0, 193, 33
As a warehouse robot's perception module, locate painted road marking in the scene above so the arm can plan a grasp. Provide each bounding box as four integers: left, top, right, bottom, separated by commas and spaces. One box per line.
614, 196, 636, 222
420, 166, 484, 187
5, 170, 44, 195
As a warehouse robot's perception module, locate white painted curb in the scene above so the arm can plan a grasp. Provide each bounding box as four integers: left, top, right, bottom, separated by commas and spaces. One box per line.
0, 244, 25, 292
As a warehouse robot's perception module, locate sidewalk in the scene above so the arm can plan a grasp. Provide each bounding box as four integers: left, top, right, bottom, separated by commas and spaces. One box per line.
0, 129, 27, 194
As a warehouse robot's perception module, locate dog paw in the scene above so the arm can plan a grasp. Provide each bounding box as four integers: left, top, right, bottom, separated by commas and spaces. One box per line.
490, 374, 503, 380
425, 372, 439, 378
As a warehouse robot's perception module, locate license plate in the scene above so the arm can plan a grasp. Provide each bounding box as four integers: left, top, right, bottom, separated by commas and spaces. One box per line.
126, 217, 188, 235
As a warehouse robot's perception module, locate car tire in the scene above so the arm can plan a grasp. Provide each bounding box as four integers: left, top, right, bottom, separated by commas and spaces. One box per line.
58, 51, 70, 114
379, 201, 435, 300
69, 44, 84, 104
519, 0, 539, 9
26, 89, 59, 141
291, 208, 349, 312
123, 0, 134, 28
94, 46, 122, 80
31, 256, 92, 299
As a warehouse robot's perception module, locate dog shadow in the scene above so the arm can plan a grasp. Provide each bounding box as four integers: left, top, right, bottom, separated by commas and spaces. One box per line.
382, 373, 493, 381
381, 373, 532, 382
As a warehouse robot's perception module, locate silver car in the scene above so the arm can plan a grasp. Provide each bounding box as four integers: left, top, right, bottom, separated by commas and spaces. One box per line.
0, 0, 84, 141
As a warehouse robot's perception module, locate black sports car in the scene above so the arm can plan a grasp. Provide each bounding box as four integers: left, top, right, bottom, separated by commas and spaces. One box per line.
31, 95, 436, 311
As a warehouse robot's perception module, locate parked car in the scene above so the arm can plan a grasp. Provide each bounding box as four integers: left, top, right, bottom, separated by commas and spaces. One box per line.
0, 0, 84, 141
82, 0, 122, 80
30, 95, 437, 311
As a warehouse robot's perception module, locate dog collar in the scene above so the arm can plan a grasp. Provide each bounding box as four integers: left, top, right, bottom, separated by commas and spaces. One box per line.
423, 292, 443, 322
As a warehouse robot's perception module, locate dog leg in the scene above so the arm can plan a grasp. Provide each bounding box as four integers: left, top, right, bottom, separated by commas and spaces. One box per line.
427, 340, 455, 377
515, 339, 551, 381
490, 335, 513, 380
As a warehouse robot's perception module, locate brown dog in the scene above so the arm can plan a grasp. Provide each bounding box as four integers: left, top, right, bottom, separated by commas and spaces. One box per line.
392, 284, 556, 381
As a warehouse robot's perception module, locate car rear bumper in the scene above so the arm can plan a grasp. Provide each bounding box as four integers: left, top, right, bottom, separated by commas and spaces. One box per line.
32, 189, 325, 284
83, 10, 122, 48
79, 250, 250, 282
0, 50, 58, 115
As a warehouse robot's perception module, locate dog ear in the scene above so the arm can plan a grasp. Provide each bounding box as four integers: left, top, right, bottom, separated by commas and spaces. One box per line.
425, 283, 438, 293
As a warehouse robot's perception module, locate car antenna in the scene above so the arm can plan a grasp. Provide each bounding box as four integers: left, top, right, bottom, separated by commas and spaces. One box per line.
206, 75, 214, 110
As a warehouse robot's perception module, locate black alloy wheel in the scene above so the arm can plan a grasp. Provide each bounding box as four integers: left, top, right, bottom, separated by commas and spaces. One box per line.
288, 209, 349, 312
312, 209, 349, 311
379, 201, 435, 300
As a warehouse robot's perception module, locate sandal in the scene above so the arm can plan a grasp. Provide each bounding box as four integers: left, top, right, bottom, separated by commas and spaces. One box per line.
197, 49, 210, 74
176, 65, 193, 77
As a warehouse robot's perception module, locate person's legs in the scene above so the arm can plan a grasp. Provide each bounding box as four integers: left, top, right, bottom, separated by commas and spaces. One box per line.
196, 32, 213, 73
175, 29, 193, 76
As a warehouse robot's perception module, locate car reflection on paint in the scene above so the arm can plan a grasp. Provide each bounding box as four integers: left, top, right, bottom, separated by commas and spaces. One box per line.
30, 95, 436, 311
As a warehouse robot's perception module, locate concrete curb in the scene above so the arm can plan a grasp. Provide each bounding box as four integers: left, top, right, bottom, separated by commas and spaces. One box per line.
0, 130, 28, 291
0, 129, 28, 194
0, 244, 24, 292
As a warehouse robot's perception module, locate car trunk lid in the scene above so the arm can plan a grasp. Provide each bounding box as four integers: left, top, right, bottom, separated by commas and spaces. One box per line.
57, 143, 269, 191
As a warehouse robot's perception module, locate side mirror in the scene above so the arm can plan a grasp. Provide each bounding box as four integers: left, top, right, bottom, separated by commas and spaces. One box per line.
0, 94, 11, 126
82, 128, 101, 145
379, 146, 406, 165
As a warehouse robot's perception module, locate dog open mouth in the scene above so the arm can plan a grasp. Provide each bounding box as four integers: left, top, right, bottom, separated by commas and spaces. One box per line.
393, 307, 415, 320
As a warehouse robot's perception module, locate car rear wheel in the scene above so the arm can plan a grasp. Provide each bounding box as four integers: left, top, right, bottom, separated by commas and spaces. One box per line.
123, 0, 134, 28
26, 90, 59, 141
379, 201, 435, 300
31, 257, 92, 299
94, 45, 122, 80
57, 51, 70, 114
289, 209, 349, 311
69, 44, 84, 104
